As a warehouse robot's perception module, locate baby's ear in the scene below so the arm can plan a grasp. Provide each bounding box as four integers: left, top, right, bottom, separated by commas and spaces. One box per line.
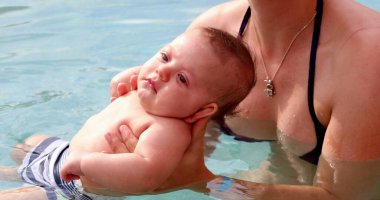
184, 103, 218, 123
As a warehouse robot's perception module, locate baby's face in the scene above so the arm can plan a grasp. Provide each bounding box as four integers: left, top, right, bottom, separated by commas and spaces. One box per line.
137, 30, 221, 118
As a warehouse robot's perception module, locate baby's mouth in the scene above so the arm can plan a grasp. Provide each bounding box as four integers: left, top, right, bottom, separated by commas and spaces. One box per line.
143, 78, 157, 93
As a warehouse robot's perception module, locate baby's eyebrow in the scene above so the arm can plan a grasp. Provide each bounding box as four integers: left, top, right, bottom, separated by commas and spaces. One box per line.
159, 45, 172, 57
161, 44, 171, 51
167, 44, 178, 56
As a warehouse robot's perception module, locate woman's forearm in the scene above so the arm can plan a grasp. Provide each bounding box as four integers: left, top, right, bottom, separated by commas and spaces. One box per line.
206, 176, 336, 200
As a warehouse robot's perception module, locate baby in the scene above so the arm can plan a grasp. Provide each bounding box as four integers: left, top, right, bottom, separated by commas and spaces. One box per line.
2, 27, 255, 199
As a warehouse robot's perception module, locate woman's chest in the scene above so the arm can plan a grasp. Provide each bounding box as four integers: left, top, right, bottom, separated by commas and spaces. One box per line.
230, 76, 321, 156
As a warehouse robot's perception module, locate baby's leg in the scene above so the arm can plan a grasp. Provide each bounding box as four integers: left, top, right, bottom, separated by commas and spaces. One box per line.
0, 186, 47, 200
1, 135, 50, 182
0, 166, 21, 181
10, 134, 50, 165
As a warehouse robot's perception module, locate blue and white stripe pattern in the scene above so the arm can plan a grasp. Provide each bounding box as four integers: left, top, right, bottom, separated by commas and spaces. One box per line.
18, 137, 93, 200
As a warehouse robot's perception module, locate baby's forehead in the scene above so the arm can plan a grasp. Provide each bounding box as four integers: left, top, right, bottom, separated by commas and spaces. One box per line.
173, 29, 239, 78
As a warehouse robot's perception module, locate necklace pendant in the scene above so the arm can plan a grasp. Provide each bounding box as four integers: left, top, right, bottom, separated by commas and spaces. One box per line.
264, 79, 275, 97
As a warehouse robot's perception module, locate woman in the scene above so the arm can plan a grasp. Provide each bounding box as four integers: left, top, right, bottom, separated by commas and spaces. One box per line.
109, 0, 380, 199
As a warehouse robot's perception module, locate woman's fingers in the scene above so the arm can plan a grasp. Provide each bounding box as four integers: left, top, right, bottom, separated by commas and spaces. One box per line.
119, 125, 138, 152
105, 132, 129, 153
154, 117, 214, 191
190, 117, 209, 145
104, 125, 138, 153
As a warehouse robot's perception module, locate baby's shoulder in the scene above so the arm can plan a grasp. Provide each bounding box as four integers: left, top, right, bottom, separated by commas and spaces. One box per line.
151, 115, 190, 129
145, 116, 191, 137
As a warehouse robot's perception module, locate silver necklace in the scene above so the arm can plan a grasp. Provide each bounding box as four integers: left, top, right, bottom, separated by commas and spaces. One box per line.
254, 13, 317, 97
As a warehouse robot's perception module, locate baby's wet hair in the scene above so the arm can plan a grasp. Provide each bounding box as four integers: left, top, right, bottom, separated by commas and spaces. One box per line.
200, 27, 256, 121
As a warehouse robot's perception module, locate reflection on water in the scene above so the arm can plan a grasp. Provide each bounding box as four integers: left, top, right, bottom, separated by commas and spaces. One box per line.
232, 141, 317, 185
217, 125, 380, 199
207, 148, 380, 200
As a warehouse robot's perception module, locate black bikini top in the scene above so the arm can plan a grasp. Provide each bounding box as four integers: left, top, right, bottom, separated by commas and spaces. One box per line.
237, 0, 326, 165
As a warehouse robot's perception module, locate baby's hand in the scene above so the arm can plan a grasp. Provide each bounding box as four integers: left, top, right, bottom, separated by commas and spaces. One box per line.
110, 68, 139, 102
60, 152, 83, 182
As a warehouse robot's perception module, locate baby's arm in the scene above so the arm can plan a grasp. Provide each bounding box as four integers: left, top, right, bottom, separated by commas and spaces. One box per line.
60, 151, 84, 182
67, 121, 191, 194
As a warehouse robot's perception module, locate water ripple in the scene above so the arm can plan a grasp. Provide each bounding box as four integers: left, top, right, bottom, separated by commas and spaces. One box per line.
114, 19, 172, 25
0, 33, 55, 44
0, 6, 29, 16
0, 21, 30, 29
0, 52, 17, 61
0, 90, 70, 112
79, 66, 111, 72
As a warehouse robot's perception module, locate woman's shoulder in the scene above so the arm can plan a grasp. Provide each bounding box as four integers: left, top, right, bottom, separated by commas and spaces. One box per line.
187, 0, 249, 33
323, 0, 380, 59
325, 0, 380, 38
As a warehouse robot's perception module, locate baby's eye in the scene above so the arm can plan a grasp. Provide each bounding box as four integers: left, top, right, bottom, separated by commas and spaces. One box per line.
160, 52, 169, 62
177, 73, 188, 86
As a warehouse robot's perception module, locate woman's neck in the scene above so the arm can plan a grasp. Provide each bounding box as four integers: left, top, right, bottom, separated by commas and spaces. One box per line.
248, 0, 317, 57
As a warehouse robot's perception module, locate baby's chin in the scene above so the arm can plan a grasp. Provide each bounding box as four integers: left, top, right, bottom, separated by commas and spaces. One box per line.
137, 95, 161, 116
136, 88, 154, 104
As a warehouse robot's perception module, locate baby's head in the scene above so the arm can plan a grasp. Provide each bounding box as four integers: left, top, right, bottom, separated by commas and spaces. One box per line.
138, 27, 255, 122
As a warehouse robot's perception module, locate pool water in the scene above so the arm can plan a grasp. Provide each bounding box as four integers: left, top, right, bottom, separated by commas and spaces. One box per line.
0, 1, 379, 199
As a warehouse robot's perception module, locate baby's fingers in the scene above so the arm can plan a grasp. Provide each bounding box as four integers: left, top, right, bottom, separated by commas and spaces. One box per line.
65, 174, 80, 182
117, 83, 128, 97
130, 74, 138, 90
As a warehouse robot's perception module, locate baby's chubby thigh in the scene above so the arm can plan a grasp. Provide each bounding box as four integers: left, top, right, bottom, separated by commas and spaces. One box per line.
0, 185, 48, 200
11, 134, 51, 165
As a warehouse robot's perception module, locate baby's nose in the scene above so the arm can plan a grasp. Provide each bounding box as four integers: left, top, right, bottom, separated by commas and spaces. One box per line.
157, 66, 171, 82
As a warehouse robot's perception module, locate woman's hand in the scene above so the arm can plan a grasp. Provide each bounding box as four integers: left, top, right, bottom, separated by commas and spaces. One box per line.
110, 66, 141, 102
106, 117, 216, 191
104, 125, 137, 153
157, 117, 216, 192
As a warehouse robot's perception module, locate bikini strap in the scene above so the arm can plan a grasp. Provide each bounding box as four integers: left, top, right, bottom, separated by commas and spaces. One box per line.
237, 7, 251, 38
301, 0, 326, 165
235, 1, 326, 165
